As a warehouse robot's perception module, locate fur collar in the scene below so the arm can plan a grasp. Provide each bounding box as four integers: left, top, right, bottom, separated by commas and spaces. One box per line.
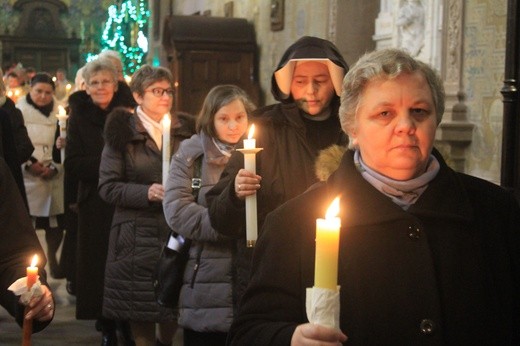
315, 144, 347, 181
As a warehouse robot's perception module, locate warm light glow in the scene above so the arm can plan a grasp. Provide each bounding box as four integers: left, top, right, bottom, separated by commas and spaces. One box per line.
66, 83, 72, 91
248, 124, 255, 139
14, 89, 20, 96
325, 197, 340, 219
124, 75, 132, 84
52, 76, 57, 82
30, 254, 38, 268
7, 90, 13, 97
58, 105, 67, 116
161, 113, 171, 128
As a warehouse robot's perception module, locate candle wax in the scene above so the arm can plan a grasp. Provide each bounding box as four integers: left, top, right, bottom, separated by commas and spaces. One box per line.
314, 216, 340, 290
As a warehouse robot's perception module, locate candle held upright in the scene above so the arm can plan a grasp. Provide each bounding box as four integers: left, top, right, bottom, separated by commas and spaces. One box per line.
314, 197, 341, 290
56, 106, 69, 163
23, 255, 39, 346
161, 114, 171, 184
237, 124, 263, 247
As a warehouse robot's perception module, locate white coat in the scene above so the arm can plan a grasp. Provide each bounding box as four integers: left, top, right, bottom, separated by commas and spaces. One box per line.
17, 97, 64, 217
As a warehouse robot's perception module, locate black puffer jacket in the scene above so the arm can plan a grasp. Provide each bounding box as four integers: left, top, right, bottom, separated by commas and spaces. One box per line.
99, 108, 195, 321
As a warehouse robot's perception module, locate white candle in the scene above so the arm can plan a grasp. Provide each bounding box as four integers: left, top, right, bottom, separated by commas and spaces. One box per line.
243, 125, 258, 247
56, 105, 69, 163
161, 113, 171, 184
314, 197, 341, 290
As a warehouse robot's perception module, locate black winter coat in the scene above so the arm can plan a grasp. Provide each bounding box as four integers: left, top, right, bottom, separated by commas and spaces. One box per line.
64, 85, 136, 319
206, 101, 348, 307
98, 108, 195, 322
0, 157, 52, 332
228, 150, 520, 345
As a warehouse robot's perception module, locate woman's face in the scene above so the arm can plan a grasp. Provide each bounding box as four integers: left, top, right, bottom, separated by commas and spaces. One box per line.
214, 99, 248, 145
133, 80, 173, 122
29, 82, 54, 108
290, 61, 335, 116
86, 70, 117, 109
350, 71, 437, 180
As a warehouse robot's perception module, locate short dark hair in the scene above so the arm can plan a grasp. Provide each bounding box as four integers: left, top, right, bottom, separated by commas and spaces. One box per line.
30, 72, 55, 90
129, 65, 174, 96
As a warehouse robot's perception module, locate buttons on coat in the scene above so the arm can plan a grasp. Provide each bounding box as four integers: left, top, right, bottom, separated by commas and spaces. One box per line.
408, 225, 421, 240
420, 319, 435, 335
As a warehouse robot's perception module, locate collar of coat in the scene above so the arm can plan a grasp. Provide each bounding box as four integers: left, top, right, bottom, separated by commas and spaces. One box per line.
323, 149, 473, 228
104, 107, 196, 152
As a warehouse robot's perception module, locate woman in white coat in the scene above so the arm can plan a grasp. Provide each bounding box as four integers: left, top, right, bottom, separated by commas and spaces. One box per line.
17, 73, 64, 279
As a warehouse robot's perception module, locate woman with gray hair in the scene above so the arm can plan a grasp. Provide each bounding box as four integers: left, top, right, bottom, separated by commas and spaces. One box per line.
65, 57, 136, 344
225, 48, 520, 345
99, 64, 195, 346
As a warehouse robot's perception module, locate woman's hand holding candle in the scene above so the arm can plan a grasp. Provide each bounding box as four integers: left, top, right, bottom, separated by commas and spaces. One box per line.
234, 169, 261, 200
22, 285, 54, 321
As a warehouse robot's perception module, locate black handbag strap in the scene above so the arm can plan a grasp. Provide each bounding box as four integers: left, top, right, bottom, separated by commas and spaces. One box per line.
191, 155, 203, 200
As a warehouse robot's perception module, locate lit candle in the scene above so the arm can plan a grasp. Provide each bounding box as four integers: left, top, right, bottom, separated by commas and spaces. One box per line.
56, 106, 69, 163
314, 197, 341, 290
23, 255, 38, 346
238, 124, 263, 247
65, 83, 72, 97
161, 114, 171, 184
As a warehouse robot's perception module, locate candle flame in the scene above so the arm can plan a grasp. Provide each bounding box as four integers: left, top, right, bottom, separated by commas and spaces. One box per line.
66, 83, 72, 90
30, 254, 38, 267
248, 124, 255, 139
325, 197, 340, 219
7, 90, 13, 97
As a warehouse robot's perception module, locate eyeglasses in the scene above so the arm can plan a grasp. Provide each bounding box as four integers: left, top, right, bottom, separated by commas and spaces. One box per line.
145, 88, 175, 98
88, 80, 114, 88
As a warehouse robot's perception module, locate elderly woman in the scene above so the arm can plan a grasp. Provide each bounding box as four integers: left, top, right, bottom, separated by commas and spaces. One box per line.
99, 65, 195, 346
226, 49, 520, 345
64, 58, 136, 344
17, 73, 64, 279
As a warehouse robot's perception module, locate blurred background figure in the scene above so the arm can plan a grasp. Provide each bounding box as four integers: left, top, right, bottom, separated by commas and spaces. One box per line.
17, 72, 65, 280
163, 84, 254, 346
54, 68, 73, 104
65, 58, 136, 345
5, 71, 26, 103
0, 68, 34, 208
99, 50, 125, 82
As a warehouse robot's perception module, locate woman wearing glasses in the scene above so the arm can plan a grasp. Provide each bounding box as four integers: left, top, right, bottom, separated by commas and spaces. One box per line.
65, 58, 136, 344
98, 65, 195, 346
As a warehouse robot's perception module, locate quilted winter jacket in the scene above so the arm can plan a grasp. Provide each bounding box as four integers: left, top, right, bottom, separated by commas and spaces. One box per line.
163, 132, 235, 332
99, 108, 194, 322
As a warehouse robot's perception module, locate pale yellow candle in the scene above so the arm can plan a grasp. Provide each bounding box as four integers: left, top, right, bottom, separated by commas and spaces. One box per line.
161, 114, 171, 184
314, 197, 341, 290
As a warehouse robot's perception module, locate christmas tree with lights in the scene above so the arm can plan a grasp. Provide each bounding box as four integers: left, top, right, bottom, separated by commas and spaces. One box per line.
100, 0, 150, 75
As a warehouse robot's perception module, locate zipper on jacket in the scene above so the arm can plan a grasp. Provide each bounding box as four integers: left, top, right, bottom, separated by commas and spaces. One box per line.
190, 243, 204, 288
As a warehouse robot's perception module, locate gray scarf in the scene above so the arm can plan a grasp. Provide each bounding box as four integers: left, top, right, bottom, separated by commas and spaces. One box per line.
354, 149, 440, 210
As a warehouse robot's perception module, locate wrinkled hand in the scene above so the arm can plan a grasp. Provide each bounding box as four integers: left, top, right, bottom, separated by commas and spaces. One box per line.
291, 323, 347, 346
148, 183, 165, 202
56, 137, 66, 149
234, 169, 261, 200
22, 285, 54, 322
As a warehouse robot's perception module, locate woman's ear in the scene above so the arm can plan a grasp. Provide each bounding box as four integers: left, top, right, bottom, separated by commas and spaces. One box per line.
132, 92, 142, 105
